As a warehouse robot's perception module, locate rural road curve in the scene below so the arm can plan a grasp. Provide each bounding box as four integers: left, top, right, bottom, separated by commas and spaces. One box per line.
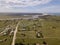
11, 22, 20, 45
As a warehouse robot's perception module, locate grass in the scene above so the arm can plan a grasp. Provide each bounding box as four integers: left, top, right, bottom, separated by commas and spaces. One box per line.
0, 15, 60, 45
16, 16, 60, 45
45, 38, 60, 45
0, 36, 13, 45
15, 38, 43, 45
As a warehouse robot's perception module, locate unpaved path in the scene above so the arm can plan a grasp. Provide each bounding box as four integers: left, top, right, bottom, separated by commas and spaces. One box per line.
11, 22, 20, 45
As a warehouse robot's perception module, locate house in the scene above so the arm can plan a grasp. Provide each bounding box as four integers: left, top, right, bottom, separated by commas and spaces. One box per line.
36, 43, 40, 45
36, 31, 43, 38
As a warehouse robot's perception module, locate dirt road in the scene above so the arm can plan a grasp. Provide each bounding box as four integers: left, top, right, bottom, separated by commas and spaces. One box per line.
11, 22, 20, 45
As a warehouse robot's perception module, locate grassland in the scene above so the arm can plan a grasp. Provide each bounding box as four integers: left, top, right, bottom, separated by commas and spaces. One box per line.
15, 15, 60, 45
0, 15, 60, 45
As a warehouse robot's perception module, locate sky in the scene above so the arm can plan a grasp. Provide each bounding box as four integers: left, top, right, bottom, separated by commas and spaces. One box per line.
0, 0, 60, 13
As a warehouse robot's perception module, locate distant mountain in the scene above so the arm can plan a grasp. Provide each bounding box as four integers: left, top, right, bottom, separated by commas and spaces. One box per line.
48, 13, 60, 15
0, 13, 60, 16
0, 13, 43, 16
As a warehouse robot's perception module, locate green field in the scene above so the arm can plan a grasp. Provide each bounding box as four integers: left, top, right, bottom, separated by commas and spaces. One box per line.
0, 15, 60, 45
15, 16, 60, 45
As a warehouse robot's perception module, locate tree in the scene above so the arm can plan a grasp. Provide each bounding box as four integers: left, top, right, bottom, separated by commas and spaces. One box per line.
43, 41, 47, 45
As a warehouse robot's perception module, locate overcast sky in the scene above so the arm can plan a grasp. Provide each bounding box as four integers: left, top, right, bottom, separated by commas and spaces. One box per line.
0, 0, 60, 13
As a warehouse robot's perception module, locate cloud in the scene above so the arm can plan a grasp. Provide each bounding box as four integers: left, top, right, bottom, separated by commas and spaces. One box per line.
0, 5, 60, 13
35, 5, 60, 13
0, 0, 60, 13
0, 0, 52, 8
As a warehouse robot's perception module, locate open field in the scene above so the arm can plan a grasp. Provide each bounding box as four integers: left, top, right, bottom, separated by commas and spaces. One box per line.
16, 15, 60, 45
0, 15, 60, 45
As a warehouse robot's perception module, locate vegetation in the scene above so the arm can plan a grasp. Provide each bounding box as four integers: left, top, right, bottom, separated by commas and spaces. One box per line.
0, 20, 18, 45
0, 15, 60, 45
16, 15, 60, 45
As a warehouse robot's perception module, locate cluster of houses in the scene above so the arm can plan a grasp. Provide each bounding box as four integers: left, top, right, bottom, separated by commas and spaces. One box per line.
0, 25, 15, 42
17, 19, 47, 45
0, 26, 14, 36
